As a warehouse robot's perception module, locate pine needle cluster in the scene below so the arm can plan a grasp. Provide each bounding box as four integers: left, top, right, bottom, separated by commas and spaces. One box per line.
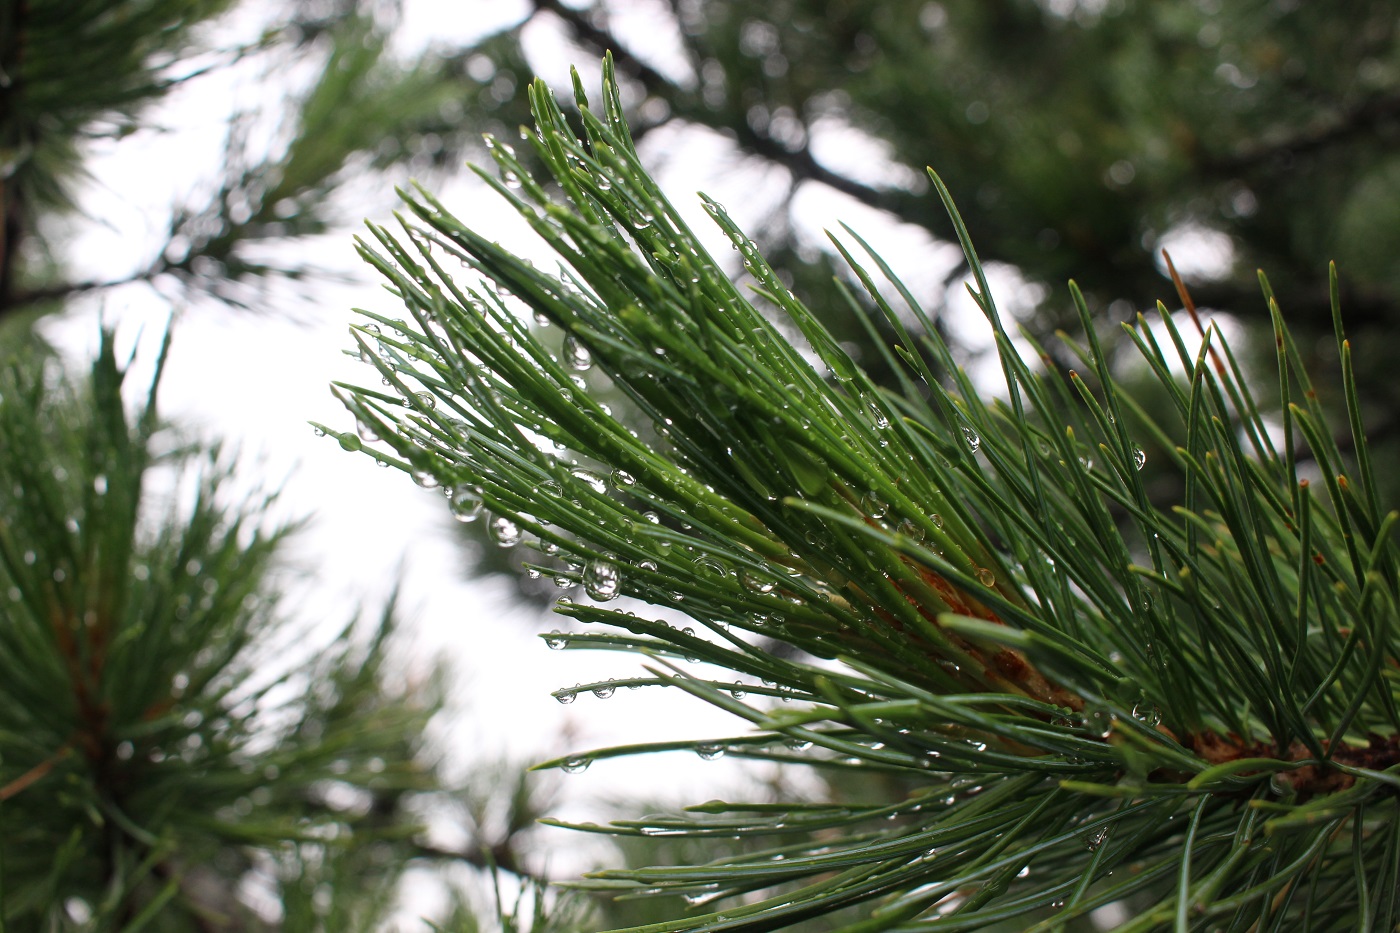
329, 58, 1400, 932
0, 334, 443, 929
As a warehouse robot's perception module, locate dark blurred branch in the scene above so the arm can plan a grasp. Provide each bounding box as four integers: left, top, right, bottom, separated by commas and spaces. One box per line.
7, 266, 164, 310
1204, 91, 1400, 173
0, 0, 30, 315
530, 0, 910, 215
412, 838, 543, 884
1187, 279, 1396, 330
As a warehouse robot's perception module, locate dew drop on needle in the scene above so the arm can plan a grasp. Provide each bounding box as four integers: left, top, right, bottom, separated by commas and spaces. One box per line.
583, 560, 622, 601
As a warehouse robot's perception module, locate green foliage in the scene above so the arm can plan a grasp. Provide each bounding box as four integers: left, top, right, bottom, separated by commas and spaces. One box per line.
460, 0, 1400, 505
0, 332, 442, 929
0, 0, 237, 205
334, 61, 1400, 931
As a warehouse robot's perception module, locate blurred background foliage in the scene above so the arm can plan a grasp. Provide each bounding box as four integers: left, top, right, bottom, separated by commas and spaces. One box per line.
1, 0, 1395, 928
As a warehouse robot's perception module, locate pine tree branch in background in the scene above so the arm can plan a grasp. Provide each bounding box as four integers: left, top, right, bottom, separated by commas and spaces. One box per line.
1202, 90, 1400, 175
0, 2, 536, 323
331, 58, 1400, 932
0, 329, 457, 928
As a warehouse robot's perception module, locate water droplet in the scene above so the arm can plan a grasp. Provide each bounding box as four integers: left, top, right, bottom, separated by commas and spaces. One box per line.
449, 485, 483, 522
553, 573, 577, 590
356, 419, 379, 443
867, 399, 890, 429
545, 630, 567, 650
1132, 701, 1161, 727
1082, 708, 1114, 739
1078, 454, 1094, 470
897, 519, 924, 542
92, 475, 108, 496
503, 171, 522, 189
977, 567, 995, 586
861, 492, 888, 519
570, 468, 607, 494
740, 569, 775, 594
728, 683, 747, 698
312, 426, 326, 437
412, 469, 439, 489
693, 556, 727, 578
563, 334, 593, 371
488, 515, 521, 548
695, 743, 726, 761
642, 511, 660, 524
592, 681, 616, 699
610, 469, 636, 489
554, 688, 577, 705
962, 426, 981, 452
1132, 445, 1146, 471
784, 738, 811, 751
932, 513, 944, 528
594, 175, 612, 191
560, 755, 591, 773
637, 559, 658, 573
339, 433, 362, 452
414, 392, 436, 411
1084, 826, 1109, 851
584, 560, 622, 601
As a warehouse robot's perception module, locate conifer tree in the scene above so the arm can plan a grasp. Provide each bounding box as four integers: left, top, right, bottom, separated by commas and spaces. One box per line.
0, 332, 447, 928
0, 1, 554, 927
333, 60, 1400, 931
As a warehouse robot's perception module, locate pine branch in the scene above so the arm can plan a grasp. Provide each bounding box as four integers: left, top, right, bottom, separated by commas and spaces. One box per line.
333, 57, 1400, 932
